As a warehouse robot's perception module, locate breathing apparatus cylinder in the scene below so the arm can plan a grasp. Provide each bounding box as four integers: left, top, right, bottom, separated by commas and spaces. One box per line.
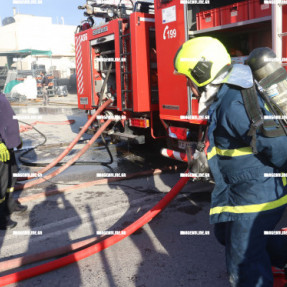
246, 47, 287, 118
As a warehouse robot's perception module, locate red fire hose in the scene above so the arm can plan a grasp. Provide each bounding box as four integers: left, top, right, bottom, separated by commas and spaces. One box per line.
0, 236, 100, 273
15, 119, 112, 191
0, 166, 180, 274
17, 98, 113, 182
0, 173, 190, 286
18, 166, 178, 203
19, 120, 75, 133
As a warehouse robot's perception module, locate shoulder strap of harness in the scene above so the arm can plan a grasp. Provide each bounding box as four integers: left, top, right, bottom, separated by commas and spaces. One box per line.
241, 86, 264, 154
241, 86, 286, 154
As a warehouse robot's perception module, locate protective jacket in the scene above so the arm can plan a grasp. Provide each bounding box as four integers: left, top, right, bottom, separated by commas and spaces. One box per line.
207, 65, 287, 224
0, 93, 21, 149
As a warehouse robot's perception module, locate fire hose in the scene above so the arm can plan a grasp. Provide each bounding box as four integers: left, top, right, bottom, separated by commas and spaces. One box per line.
19, 120, 75, 133
0, 172, 190, 286
18, 166, 179, 203
18, 123, 113, 168
0, 167, 180, 273
15, 118, 113, 191
0, 236, 100, 273
17, 64, 113, 183
17, 98, 113, 182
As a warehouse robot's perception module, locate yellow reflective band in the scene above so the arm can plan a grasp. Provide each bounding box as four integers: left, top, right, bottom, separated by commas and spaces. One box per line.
207, 146, 253, 160
7, 187, 14, 193
282, 176, 287, 186
210, 194, 287, 215
264, 103, 270, 112
0, 197, 6, 204
207, 147, 217, 160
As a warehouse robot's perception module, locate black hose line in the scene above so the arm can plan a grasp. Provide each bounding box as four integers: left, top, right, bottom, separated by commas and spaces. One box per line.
17, 120, 114, 167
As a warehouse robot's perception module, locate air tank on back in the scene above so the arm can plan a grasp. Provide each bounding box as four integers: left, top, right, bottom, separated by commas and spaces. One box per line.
246, 47, 287, 116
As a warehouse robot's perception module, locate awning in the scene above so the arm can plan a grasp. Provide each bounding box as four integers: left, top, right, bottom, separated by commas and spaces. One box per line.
0, 49, 52, 68
18, 49, 52, 56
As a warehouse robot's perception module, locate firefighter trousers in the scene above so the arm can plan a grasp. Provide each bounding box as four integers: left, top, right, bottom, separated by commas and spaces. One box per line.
0, 150, 18, 226
214, 208, 287, 287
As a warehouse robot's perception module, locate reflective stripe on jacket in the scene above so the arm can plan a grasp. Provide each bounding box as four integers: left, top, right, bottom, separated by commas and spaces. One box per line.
207, 84, 287, 224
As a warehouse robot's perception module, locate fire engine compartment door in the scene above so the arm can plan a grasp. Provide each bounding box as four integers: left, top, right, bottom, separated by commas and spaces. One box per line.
91, 34, 117, 108
155, 1, 192, 122
130, 13, 156, 112
76, 32, 93, 110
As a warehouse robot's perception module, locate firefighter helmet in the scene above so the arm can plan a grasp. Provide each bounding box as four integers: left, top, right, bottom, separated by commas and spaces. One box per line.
174, 37, 231, 87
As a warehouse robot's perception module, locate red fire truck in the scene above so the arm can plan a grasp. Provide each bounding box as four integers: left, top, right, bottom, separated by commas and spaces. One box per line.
75, 0, 287, 162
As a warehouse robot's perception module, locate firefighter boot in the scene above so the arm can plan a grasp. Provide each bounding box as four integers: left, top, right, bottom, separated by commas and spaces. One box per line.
0, 201, 17, 230
0, 216, 17, 230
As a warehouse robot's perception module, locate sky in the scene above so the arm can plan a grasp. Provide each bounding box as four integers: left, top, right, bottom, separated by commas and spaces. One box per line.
0, 0, 87, 26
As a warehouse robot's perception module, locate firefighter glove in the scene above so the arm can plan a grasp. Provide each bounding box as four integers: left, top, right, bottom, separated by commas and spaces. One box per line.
0, 143, 10, 162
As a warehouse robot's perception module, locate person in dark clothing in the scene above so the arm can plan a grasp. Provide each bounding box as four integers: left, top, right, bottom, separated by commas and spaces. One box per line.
174, 37, 287, 286
40, 71, 49, 106
0, 92, 27, 230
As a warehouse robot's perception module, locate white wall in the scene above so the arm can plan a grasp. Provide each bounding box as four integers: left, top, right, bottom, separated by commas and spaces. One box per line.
0, 14, 76, 76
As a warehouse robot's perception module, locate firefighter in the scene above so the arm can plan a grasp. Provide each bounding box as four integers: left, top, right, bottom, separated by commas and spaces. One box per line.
174, 37, 287, 286
0, 92, 27, 230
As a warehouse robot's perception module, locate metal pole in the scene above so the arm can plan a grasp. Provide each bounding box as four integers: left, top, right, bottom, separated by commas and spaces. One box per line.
272, 2, 282, 60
